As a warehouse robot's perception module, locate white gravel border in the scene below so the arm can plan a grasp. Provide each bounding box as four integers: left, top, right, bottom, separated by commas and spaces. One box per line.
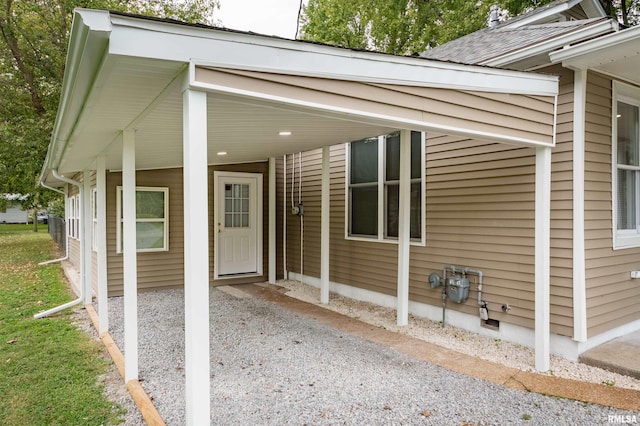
277, 279, 640, 391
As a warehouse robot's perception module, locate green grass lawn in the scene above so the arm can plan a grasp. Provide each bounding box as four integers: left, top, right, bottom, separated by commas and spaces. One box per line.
0, 224, 125, 425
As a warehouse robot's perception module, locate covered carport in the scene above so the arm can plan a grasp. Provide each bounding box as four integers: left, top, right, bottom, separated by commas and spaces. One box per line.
39, 9, 558, 424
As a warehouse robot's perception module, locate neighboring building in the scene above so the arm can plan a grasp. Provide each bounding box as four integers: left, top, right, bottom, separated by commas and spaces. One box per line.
0, 194, 29, 224
38, 2, 640, 421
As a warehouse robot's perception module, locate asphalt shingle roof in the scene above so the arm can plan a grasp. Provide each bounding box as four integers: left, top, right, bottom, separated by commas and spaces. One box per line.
420, 18, 608, 65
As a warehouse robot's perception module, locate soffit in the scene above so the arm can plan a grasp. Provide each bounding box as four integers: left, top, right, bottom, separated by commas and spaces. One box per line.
550, 25, 640, 86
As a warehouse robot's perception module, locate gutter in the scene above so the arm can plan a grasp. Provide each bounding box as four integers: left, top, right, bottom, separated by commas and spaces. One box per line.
34, 170, 84, 319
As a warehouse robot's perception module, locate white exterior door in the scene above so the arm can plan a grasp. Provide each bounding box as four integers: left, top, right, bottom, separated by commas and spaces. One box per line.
215, 172, 262, 277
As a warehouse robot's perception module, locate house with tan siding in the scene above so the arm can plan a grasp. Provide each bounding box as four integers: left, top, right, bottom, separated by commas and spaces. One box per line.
37, 1, 639, 422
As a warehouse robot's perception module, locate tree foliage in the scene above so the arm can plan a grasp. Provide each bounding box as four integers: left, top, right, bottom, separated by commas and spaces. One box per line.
0, 0, 218, 221
301, 0, 639, 54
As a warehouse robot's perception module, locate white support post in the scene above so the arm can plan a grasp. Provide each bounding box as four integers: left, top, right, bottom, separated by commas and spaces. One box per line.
320, 146, 330, 304
122, 129, 139, 383
572, 68, 588, 343
535, 145, 552, 372
96, 155, 108, 333
397, 130, 411, 326
282, 155, 287, 278
82, 170, 93, 306
269, 157, 277, 284
183, 88, 210, 426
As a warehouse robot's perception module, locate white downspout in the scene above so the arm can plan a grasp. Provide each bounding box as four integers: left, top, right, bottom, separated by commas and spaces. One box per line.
38, 181, 69, 266
34, 169, 84, 319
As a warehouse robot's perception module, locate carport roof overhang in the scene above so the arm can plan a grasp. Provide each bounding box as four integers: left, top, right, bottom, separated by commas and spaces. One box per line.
40, 8, 559, 187
550, 24, 640, 86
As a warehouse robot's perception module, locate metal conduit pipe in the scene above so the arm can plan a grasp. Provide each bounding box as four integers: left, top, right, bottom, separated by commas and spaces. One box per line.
38, 181, 69, 266
463, 267, 484, 305
441, 265, 457, 327
34, 169, 84, 319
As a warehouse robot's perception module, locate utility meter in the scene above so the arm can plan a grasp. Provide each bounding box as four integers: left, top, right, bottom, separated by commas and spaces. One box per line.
446, 275, 470, 303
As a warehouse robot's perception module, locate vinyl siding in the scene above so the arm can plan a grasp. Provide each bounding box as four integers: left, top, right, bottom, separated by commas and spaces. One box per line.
547, 65, 576, 337
195, 67, 556, 147
584, 72, 640, 337
106, 169, 185, 296
284, 67, 575, 336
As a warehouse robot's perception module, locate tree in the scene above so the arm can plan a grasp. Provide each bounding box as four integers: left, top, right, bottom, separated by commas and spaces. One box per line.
602, 0, 640, 26
0, 0, 218, 230
300, 0, 638, 55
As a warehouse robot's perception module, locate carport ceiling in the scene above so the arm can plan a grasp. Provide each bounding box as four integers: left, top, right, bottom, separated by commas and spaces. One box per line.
59, 55, 395, 174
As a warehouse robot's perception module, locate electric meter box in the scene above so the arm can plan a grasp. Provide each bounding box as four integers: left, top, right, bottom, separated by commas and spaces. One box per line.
446, 275, 470, 303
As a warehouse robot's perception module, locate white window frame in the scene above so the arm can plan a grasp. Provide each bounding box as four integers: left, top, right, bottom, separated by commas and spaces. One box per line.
612, 81, 640, 249
68, 195, 80, 240
345, 131, 426, 246
116, 186, 169, 253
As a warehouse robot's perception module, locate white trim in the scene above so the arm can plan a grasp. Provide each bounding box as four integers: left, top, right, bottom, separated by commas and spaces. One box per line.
96, 155, 108, 334
101, 9, 560, 96
268, 158, 277, 284
396, 130, 411, 326
212, 171, 264, 279
82, 170, 92, 305
346, 132, 427, 245
122, 128, 138, 383
612, 81, 640, 249
282, 155, 287, 278
506, 0, 605, 28
182, 88, 211, 425
116, 186, 169, 253
320, 146, 330, 304
189, 78, 557, 148
91, 187, 98, 252
572, 69, 588, 342
550, 24, 640, 68
535, 146, 552, 372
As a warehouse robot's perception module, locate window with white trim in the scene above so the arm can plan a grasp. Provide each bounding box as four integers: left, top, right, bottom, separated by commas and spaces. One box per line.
116, 187, 169, 253
613, 82, 640, 249
347, 131, 425, 243
68, 195, 80, 240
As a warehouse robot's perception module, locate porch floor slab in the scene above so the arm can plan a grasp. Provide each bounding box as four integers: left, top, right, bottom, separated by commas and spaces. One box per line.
579, 330, 640, 380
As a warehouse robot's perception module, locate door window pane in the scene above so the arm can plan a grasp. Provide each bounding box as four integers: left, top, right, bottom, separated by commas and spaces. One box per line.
224, 183, 250, 228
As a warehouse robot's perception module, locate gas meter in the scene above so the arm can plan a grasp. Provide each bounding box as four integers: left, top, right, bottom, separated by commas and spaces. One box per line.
446, 275, 469, 303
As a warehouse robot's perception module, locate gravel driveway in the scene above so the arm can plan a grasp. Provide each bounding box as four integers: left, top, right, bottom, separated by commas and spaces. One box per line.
108, 287, 637, 425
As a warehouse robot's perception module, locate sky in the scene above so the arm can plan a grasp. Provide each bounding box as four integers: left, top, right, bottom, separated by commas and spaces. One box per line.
216, 0, 305, 39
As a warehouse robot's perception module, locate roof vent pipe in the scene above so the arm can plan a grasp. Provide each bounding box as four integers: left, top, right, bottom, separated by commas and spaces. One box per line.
489, 5, 500, 27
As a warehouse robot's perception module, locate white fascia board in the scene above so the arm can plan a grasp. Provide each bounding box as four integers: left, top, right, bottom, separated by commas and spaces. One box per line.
108, 14, 558, 97
550, 25, 640, 69
482, 19, 617, 68
41, 9, 111, 183
189, 75, 557, 148
507, 0, 577, 28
